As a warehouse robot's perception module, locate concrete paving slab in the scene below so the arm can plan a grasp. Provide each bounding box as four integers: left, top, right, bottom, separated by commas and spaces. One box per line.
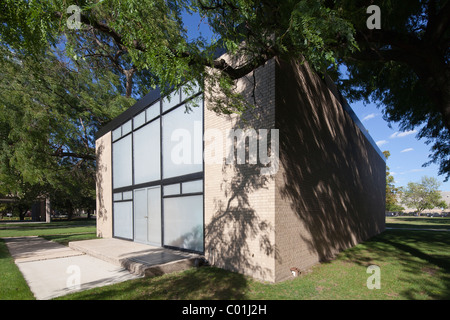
16, 254, 141, 300
3, 236, 84, 262
3, 236, 141, 300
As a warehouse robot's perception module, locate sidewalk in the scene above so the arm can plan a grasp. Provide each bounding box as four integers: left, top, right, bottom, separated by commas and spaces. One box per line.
3, 236, 141, 300
3, 237, 199, 300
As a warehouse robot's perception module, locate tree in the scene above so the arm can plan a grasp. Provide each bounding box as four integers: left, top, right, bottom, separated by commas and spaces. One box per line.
383, 151, 404, 212
0, 44, 135, 218
400, 176, 447, 214
0, 1, 449, 179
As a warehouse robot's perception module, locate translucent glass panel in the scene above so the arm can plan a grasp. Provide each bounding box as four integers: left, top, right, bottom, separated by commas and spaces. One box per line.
133, 111, 146, 129
122, 120, 132, 136
182, 180, 203, 194
113, 201, 133, 239
112, 134, 132, 188
180, 83, 201, 102
162, 102, 203, 179
133, 119, 161, 184
112, 127, 122, 141
163, 183, 180, 196
163, 195, 203, 252
146, 102, 160, 122
162, 89, 181, 112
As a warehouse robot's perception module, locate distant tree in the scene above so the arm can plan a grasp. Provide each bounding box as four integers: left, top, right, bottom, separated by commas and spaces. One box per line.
383, 151, 405, 212
400, 176, 447, 215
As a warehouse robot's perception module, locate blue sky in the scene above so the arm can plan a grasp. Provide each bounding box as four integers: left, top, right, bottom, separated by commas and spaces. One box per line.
351, 101, 450, 191
181, 11, 450, 192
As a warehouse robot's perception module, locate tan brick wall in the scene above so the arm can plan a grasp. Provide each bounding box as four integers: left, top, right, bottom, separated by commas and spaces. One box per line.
204, 57, 278, 282
274, 58, 386, 282
95, 131, 113, 238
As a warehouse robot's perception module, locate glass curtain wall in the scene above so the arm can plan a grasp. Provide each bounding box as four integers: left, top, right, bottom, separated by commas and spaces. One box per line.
111, 86, 204, 252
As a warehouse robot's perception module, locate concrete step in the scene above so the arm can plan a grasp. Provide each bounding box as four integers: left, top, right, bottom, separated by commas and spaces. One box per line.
69, 238, 200, 277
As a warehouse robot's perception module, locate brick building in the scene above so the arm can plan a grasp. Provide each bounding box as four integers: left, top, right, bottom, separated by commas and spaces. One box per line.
95, 54, 386, 283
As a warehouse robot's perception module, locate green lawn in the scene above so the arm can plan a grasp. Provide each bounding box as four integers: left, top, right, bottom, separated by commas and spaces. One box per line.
386, 216, 450, 230
1, 217, 449, 300
58, 217, 450, 300
0, 218, 97, 242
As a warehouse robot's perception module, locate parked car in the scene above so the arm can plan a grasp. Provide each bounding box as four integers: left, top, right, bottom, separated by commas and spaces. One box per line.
6, 212, 12, 217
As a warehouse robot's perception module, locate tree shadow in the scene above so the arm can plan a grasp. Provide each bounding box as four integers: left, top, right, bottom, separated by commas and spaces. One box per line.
56, 266, 249, 300
204, 58, 279, 282
341, 230, 450, 299
274, 58, 386, 272
95, 137, 108, 238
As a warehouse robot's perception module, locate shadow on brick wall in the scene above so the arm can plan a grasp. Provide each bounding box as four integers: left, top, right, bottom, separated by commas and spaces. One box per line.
276, 58, 386, 265
205, 61, 279, 281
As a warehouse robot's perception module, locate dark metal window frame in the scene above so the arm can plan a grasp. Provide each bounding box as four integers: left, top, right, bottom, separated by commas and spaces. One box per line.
111, 89, 205, 254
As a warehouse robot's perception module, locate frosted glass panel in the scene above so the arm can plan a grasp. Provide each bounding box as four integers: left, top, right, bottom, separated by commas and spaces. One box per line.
134, 189, 147, 244
113, 193, 122, 201
162, 103, 203, 179
163, 195, 203, 252
182, 180, 203, 194
164, 183, 180, 196
181, 82, 200, 102
133, 111, 146, 129
112, 134, 132, 188
122, 191, 133, 200
162, 89, 181, 112
133, 119, 161, 184
122, 120, 132, 135
112, 127, 121, 141
146, 102, 159, 122
113, 201, 133, 239
147, 187, 162, 245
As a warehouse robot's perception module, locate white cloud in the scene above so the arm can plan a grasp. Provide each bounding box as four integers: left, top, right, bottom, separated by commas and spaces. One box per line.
362, 113, 377, 121
400, 148, 414, 153
376, 140, 388, 146
389, 130, 417, 138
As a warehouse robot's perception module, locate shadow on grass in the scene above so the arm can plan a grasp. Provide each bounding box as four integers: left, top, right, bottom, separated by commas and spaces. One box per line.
341, 230, 450, 299
57, 266, 249, 300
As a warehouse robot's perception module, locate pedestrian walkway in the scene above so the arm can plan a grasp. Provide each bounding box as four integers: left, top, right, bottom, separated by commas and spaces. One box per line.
3, 236, 199, 300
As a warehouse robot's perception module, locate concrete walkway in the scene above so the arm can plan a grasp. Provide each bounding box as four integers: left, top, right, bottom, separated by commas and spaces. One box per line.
3, 237, 199, 300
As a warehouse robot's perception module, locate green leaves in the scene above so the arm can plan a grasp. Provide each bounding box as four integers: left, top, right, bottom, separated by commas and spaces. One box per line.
288, 0, 358, 71
400, 176, 447, 213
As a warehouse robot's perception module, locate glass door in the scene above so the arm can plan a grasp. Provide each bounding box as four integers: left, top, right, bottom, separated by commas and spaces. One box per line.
134, 186, 161, 246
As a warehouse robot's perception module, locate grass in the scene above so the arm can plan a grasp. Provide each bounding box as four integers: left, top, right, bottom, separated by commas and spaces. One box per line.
0, 240, 35, 300
57, 217, 450, 300
386, 216, 450, 230
1, 217, 449, 300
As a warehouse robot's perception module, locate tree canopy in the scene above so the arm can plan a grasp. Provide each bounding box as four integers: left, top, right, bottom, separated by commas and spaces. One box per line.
0, 0, 449, 210
400, 176, 447, 214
